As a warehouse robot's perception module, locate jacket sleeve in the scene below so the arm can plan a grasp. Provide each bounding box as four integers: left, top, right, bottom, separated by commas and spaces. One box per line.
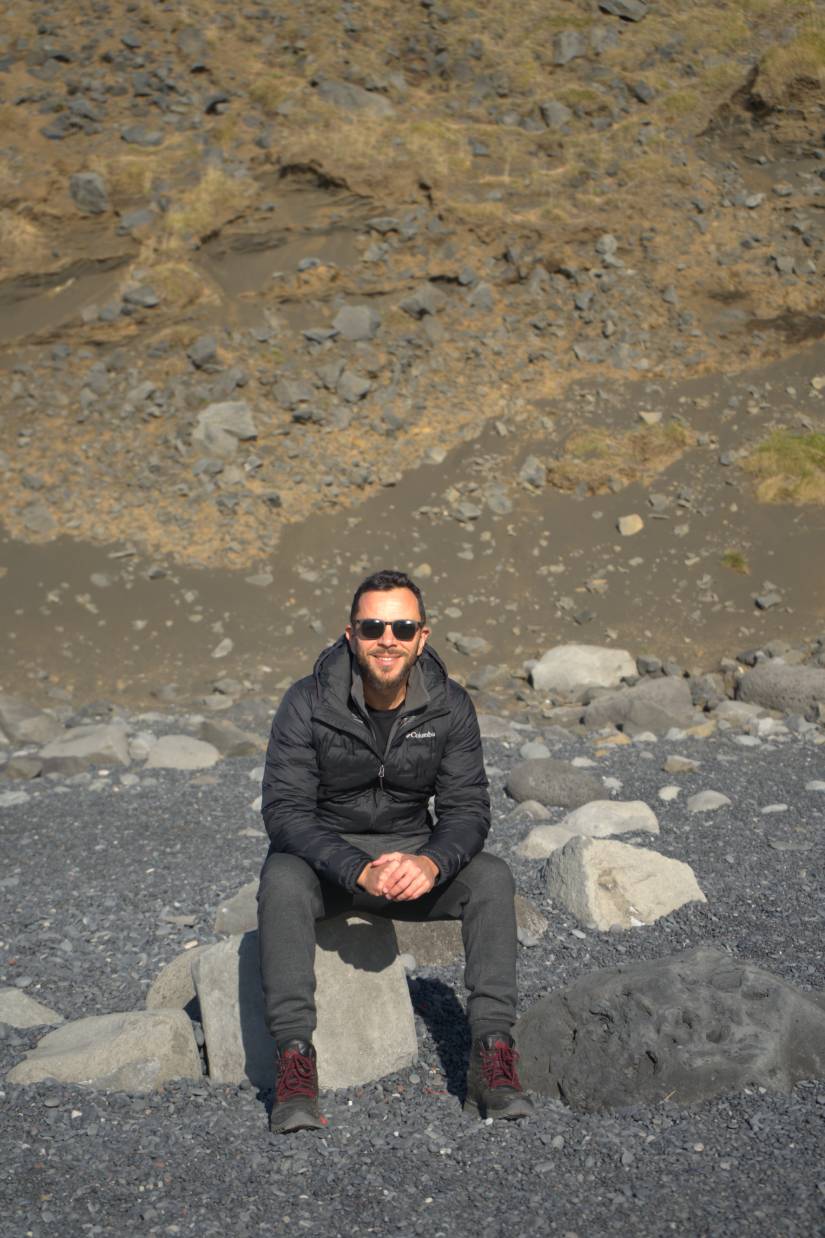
261, 684, 373, 892
416, 686, 490, 884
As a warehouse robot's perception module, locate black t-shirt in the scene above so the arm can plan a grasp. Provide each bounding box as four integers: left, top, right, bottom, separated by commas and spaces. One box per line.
367, 702, 403, 757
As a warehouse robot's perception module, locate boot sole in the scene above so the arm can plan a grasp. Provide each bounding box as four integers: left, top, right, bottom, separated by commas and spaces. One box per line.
463, 1095, 534, 1121
269, 1103, 326, 1134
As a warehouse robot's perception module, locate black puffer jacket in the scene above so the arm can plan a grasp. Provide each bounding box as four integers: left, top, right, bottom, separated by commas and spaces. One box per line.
261, 637, 490, 891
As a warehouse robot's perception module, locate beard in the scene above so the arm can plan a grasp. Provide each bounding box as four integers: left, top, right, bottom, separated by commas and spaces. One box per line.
353, 643, 417, 697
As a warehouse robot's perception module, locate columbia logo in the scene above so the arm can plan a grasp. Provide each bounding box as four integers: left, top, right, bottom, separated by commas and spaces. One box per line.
406, 729, 436, 740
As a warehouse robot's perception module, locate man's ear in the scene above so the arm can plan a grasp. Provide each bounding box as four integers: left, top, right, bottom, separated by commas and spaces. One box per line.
344, 624, 354, 649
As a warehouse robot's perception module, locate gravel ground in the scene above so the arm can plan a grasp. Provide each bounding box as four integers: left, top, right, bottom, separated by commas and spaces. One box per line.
2, 709, 825, 1237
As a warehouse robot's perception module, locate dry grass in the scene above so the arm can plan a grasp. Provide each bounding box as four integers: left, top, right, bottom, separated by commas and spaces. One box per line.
753, 30, 825, 108
547, 422, 692, 493
743, 430, 825, 505
0, 209, 49, 269
721, 548, 751, 574
88, 153, 157, 201
162, 165, 256, 243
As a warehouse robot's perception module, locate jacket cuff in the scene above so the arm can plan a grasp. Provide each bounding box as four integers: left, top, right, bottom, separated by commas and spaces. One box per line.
416, 847, 447, 885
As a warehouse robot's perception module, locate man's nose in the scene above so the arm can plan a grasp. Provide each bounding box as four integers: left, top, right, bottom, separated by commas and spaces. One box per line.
378, 626, 395, 646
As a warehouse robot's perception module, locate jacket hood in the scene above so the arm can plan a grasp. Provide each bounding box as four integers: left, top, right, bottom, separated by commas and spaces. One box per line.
312, 635, 449, 709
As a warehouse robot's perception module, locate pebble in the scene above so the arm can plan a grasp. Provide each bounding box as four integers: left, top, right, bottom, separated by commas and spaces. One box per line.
687, 790, 732, 813
805, 781, 825, 792
658, 786, 681, 802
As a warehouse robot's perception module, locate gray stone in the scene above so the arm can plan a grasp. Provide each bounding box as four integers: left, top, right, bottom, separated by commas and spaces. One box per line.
7, 1010, 201, 1091
191, 925, 417, 1090
197, 718, 263, 758
539, 99, 573, 129
518, 455, 547, 488
314, 78, 395, 117
553, 30, 587, 65
715, 699, 765, 726
145, 947, 206, 1013
0, 695, 63, 745
447, 632, 491, 657
477, 714, 520, 741
145, 736, 220, 770
583, 676, 695, 734
518, 800, 659, 859
0, 988, 63, 1028
738, 663, 825, 718
188, 335, 218, 369
40, 722, 130, 774
213, 880, 258, 934
192, 401, 257, 459
121, 126, 164, 147
70, 171, 109, 214
394, 895, 547, 966
22, 500, 56, 535
332, 304, 381, 341
399, 284, 447, 318
687, 790, 732, 813
599, 0, 648, 19
337, 370, 371, 403
531, 644, 636, 694
515, 947, 825, 1111
506, 758, 604, 809
544, 836, 705, 930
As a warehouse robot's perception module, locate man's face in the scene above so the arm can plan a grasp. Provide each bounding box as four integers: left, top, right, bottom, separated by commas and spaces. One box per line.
345, 587, 430, 698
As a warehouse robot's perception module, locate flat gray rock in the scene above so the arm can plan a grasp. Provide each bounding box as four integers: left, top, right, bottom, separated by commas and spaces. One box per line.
7, 1010, 201, 1091
332, 304, 381, 341
197, 718, 263, 757
687, 790, 732, 813
314, 78, 394, 117
519, 800, 658, 858
515, 947, 825, 1111
0, 694, 64, 745
39, 722, 130, 774
145, 736, 220, 770
192, 923, 417, 1090
145, 946, 206, 1013
0, 988, 63, 1028
192, 401, 257, 459
738, 664, 825, 717
530, 644, 635, 695
583, 677, 695, 734
506, 758, 604, 809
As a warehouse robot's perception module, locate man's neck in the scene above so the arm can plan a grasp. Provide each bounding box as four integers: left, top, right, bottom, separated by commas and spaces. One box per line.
363, 679, 408, 711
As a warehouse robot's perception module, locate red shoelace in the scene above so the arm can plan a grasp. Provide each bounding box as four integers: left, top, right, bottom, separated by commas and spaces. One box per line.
276, 1049, 318, 1103
480, 1040, 523, 1091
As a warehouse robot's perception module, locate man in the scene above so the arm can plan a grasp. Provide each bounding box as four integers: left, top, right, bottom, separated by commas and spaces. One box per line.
258, 568, 533, 1133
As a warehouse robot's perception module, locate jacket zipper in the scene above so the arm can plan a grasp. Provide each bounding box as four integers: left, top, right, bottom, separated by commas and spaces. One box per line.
378, 763, 385, 790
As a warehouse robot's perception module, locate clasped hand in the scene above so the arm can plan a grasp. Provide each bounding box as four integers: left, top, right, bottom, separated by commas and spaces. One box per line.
356, 851, 438, 901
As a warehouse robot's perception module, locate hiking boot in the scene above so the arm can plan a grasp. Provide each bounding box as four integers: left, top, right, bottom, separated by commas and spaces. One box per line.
464, 1032, 534, 1121
270, 1040, 325, 1134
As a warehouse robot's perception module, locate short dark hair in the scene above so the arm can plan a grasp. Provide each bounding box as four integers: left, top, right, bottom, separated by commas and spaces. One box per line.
350, 569, 426, 624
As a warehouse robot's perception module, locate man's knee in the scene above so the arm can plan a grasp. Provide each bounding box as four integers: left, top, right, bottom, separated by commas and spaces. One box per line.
257, 850, 319, 908
461, 851, 515, 901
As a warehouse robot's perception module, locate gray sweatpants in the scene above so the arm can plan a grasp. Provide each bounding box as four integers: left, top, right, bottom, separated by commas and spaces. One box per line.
256, 831, 518, 1047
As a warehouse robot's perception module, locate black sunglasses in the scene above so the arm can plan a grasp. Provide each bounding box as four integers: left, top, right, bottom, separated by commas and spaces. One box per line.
354, 618, 424, 642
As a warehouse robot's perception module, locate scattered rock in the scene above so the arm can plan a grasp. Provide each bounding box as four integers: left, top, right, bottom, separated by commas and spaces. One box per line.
145, 947, 206, 1013
0, 695, 63, 745
738, 664, 825, 718
663, 755, 700, 774
506, 758, 604, 809
69, 171, 109, 214
192, 401, 257, 459
314, 78, 395, 117
617, 514, 644, 536
7, 1010, 201, 1091
687, 790, 732, 813
39, 722, 130, 774
531, 644, 636, 694
599, 0, 648, 19
191, 924, 417, 1089
145, 736, 220, 770
583, 677, 695, 734
544, 836, 706, 929
0, 989, 63, 1028
332, 304, 381, 341
516, 947, 825, 1111
197, 719, 263, 757
519, 800, 659, 858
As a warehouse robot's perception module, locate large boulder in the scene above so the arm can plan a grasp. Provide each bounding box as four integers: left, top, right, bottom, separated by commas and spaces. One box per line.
518, 800, 659, 859
530, 644, 635, 695
583, 677, 695, 734
0, 988, 63, 1028
544, 837, 705, 930
191, 922, 417, 1090
211, 881, 546, 961
39, 722, 130, 774
0, 694, 63, 746
515, 947, 825, 1111
506, 758, 604, 809
738, 663, 825, 717
6, 1010, 201, 1091
197, 718, 263, 757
